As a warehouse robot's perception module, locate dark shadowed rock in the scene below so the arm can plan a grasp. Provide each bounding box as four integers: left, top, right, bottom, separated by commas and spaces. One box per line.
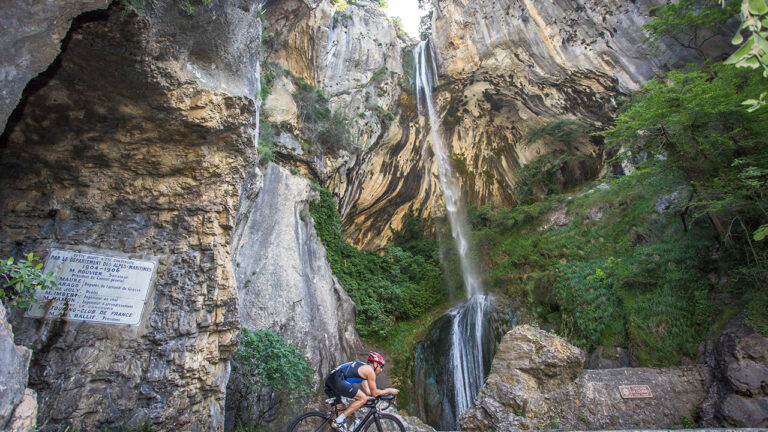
0, 0, 111, 130
700, 318, 768, 428
589, 346, 631, 369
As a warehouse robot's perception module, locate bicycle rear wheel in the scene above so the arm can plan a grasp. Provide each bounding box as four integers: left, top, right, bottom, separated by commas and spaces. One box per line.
362, 413, 405, 432
286, 411, 332, 432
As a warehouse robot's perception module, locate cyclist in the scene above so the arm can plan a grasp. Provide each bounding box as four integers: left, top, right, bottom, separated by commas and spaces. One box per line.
324, 352, 399, 431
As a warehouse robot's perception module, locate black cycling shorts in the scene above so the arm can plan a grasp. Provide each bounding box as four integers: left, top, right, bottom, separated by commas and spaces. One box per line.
324, 372, 360, 403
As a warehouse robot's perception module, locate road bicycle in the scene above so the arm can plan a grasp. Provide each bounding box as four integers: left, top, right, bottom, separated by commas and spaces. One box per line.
286, 395, 405, 432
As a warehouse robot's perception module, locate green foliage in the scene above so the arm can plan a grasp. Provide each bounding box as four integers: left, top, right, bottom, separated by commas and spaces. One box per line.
119, 0, 156, 18
331, 0, 349, 11
419, 10, 433, 41
293, 79, 352, 152
720, 0, 768, 109
514, 120, 599, 205
744, 287, 768, 336
471, 161, 720, 365
0, 253, 57, 309
371, 104, 395, 128
555, 260, 624, 351
601, 64, 767, 222
260, 63, 281, 100
258, 119, 276, 165
600, 64, 768, 304
371, 0, 388, 9
309, 188, 446, 339
370, 67, 388, 83
755, 224, 768, 240
524, 119, 591, 146
643, 0, 739, 59
226, 329, 314, 430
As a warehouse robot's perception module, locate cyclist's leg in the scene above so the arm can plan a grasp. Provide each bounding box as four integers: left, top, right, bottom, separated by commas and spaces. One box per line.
328, 376, 365, 420
324, 375, 346, 419
340, 389, 367, 419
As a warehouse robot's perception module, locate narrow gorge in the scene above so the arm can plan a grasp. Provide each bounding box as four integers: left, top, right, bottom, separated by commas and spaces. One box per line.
0, 0, 767, 431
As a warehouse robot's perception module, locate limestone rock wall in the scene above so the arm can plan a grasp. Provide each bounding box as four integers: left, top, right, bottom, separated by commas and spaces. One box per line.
0, 0, 111, 131
460, 326, 713, 431
0, 0, 262, 429
0, 306, 36, 431
231, 164, 361, 378
261, 0, 437, 249
425, 0, 713, 208
263, 0, 406, 153
335, 0, 734, 249
326, 0, 718, 248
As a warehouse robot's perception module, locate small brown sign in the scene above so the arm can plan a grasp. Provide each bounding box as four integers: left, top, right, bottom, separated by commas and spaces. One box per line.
619, 385, 653, 399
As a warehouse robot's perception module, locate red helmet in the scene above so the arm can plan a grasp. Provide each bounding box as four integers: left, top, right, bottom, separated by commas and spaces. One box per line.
368, 351, 386, 367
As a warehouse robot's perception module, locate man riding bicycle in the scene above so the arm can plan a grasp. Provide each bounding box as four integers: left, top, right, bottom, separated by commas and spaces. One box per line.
324, 352, 399, 431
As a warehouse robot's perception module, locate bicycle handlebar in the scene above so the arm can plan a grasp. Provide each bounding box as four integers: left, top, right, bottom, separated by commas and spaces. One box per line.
365, 394, 397, 410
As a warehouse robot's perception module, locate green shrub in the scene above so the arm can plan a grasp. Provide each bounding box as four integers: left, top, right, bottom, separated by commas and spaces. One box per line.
744, 287, 768, 336
555, 260, 625, 351
257, 119, 276, 165
524, 119, 591, 146
370, 67, 388, 83
0, 253, 57, 309
309, 188, 446, 339
226, 329, 314, 431
293, 80, 352, 152
468, 159, 722, 366
260, 64, 280, 100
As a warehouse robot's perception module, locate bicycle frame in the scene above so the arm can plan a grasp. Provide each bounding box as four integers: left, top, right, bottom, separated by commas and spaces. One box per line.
329, 397, 393, 432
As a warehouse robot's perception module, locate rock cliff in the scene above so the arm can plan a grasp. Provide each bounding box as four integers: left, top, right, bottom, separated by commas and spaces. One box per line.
0, 0, 111, 131
700, 318, 768, 427
231, 164, 361, 378
333, 0, 734, 249
0, 306, 37, 432
0, 1, 261, 429
260, 0, 431, 249
425, 0, 733, 207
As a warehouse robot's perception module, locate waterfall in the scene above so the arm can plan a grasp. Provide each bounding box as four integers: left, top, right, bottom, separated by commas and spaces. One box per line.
413, 41, 482, 298
412, 41, 491, 429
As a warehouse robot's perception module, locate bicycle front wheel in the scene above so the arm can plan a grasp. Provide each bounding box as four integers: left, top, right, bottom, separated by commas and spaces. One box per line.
286, 411, 332, 432
362, 413, 405, 432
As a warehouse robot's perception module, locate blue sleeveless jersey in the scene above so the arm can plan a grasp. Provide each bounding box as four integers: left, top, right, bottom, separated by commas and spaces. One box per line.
331, 361, 366, 384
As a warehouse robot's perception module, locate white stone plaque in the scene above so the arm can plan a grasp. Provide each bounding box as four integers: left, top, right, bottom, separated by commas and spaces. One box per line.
26, 249, 156, 325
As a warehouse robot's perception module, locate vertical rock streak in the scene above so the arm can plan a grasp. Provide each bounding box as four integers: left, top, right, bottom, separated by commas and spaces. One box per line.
413, 41, 492, 428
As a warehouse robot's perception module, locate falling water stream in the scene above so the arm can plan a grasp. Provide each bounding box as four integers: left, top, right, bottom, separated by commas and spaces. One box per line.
413, 41, 494, 429
413, 41, 482, 298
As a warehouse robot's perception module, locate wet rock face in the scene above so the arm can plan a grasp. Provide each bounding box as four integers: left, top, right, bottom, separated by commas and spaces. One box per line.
701, 320, 768, 427
0, 306, 35, 431
415, 0, 732, 210
412, 295, 512, 430
460, 325, 712, 431
0, 0, 111, 130
0, 1, 261, 430
231, 164, 361, 378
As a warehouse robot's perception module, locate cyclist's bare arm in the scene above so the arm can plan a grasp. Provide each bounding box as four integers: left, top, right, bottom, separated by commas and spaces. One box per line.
361, 380, 371, 396
360, 365, 399, 397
